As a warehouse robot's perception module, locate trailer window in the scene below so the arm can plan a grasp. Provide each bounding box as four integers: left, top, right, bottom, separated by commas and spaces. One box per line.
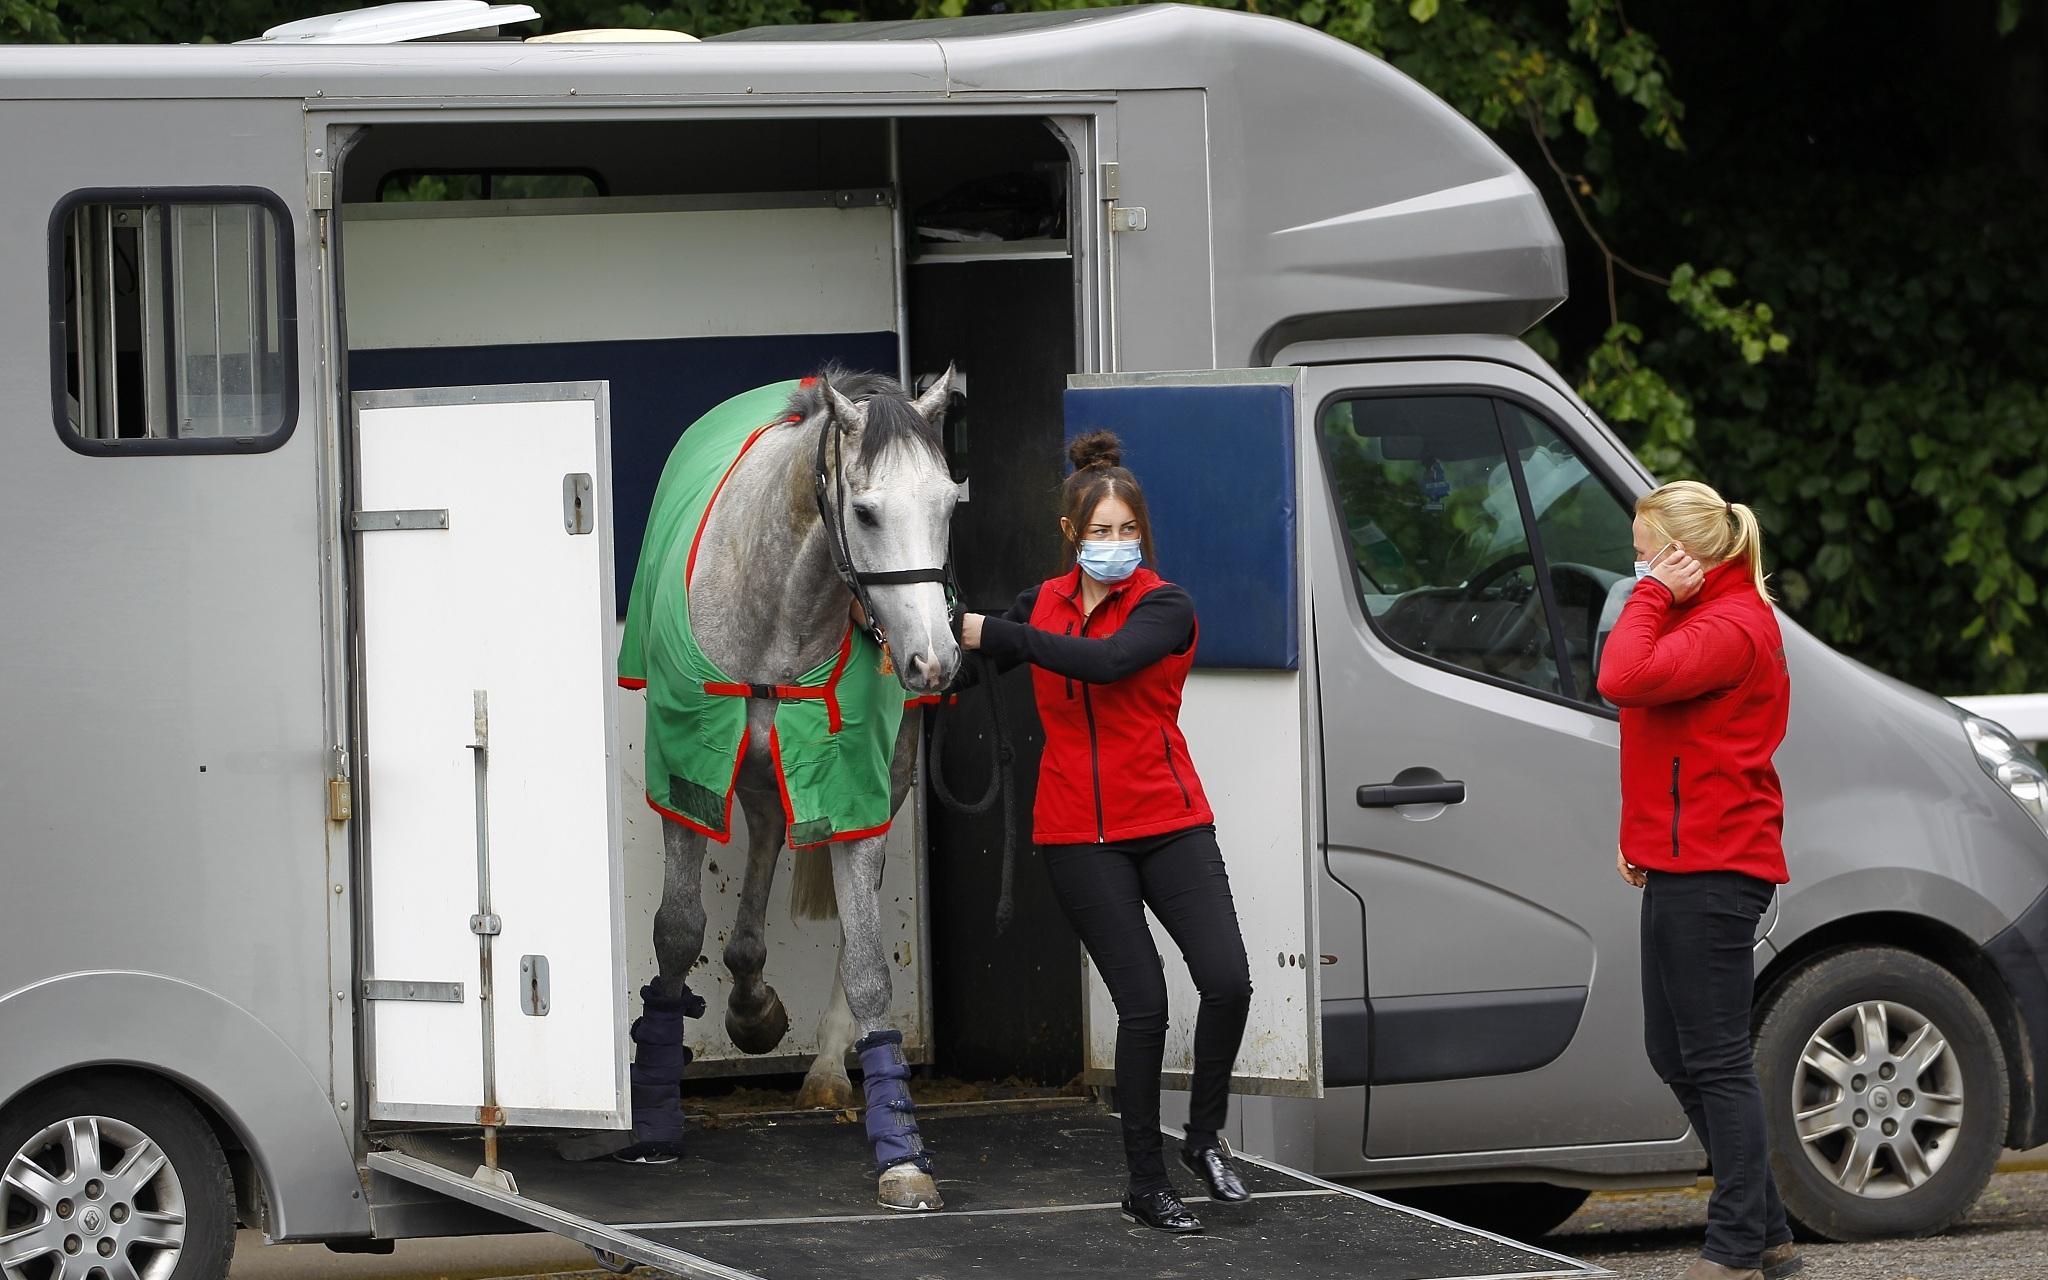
378, 171, 605, 202
54, 195, 294, 451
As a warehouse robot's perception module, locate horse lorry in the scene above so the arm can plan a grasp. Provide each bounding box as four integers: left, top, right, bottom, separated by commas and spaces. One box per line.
5, 4, 2048, 1278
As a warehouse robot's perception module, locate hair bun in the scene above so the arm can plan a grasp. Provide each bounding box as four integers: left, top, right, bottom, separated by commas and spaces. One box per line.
1068, 430, 1123, 472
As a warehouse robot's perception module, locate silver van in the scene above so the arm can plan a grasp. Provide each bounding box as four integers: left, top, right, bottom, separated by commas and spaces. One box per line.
4, 4, 2047, 1278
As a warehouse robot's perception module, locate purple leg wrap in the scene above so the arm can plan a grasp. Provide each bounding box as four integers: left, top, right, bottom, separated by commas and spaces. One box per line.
623, 982, 705, 1156
856, 1029, 929, 1175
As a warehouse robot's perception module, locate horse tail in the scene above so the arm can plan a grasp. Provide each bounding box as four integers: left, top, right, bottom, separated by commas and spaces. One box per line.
790, 849, 839, 922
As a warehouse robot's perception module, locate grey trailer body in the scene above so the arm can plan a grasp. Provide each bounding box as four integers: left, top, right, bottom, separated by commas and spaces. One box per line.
3, 5, 2047, 1275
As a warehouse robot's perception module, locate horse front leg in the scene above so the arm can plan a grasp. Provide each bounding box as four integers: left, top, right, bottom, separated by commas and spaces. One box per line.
724, 773, 793, 1054
800, 715, 919, 1111
796, 973, 858, 1110
833, 831, 942, 1212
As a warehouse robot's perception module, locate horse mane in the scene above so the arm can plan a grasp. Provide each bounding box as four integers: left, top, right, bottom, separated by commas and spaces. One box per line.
787, 365, 947, 468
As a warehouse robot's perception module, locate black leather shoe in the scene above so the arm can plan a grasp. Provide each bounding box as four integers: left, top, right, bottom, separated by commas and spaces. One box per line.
1179, 1144, 1250, 1202
1121, 1188, 1204, 1234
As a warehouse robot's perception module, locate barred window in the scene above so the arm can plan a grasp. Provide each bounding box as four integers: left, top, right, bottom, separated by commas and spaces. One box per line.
55, 193, 294, 451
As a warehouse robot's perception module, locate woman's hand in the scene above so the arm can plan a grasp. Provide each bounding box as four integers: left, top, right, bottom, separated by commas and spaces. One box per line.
1649, 541, 1707, 603
1618, 845, 1646, 889
960, 613, 985, 650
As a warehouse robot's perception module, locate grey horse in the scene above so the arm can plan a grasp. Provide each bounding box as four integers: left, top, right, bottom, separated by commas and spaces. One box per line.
571, 369, 960, 1213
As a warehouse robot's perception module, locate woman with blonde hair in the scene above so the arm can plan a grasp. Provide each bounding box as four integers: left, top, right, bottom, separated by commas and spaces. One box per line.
1597, 479, 1800, 1280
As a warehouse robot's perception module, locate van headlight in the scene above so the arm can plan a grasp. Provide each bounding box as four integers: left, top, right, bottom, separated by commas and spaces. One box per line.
1964, 714, 2048, 835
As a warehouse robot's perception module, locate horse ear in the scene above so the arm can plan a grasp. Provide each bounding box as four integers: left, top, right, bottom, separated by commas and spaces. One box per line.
910, 365, 956, 428
823, 380, 866, 437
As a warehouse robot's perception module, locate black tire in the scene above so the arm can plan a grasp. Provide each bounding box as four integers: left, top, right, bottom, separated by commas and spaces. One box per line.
0, 1074, 236, 1280
1379, 1181, 1592, 1241
1755, 945, 2007, 1241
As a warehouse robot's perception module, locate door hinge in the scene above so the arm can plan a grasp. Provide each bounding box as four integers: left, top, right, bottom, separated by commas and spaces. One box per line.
310, 170, 333, 212
1099, 162, 1120, 201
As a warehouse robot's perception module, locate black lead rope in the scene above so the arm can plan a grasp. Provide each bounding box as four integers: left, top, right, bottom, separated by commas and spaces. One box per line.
926, 650, 1018, 936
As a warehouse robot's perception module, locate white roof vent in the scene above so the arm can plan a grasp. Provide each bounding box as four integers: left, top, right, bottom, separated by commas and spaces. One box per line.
525, 28, 700, 42
241, 1, 540, 44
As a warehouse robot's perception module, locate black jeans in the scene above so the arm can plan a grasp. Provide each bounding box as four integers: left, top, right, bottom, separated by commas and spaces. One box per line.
1642, 869, 1793, 1270
1042, 825, 1252, 1195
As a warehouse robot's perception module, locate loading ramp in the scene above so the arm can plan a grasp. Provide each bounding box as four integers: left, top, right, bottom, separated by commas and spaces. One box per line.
368, 1099, 1606, 1280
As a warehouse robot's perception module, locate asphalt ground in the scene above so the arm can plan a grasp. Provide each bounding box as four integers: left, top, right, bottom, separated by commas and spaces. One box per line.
1553, 1165, 2048, 1280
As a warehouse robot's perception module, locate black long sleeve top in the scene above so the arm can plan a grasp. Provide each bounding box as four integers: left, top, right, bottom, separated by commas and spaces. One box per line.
976, 582, 1195, 684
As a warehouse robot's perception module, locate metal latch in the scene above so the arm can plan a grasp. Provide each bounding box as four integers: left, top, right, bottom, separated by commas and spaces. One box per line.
1100, 162, 1146, 233
469, 913, 502, 937
519, 955, 551, 1016
328, 746, 352, 822
562, 473, 594, 535
310, 170, 333, 211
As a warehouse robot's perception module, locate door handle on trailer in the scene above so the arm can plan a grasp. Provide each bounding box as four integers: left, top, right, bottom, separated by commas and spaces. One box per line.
1356, 779, 1466, 808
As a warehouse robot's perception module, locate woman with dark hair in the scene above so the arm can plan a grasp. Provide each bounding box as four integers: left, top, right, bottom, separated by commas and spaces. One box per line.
959, 431, 1254, 1235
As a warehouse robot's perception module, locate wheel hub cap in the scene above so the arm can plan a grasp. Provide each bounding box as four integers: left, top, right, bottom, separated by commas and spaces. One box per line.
1793, 998, 1964, 1199
0, 1114, 187, 1280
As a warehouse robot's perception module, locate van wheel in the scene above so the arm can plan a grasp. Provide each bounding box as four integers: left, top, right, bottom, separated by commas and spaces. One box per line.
1379, 1182, 1591, 1241
0, 1075, 235, 1280
1755, 945, 2006, 1241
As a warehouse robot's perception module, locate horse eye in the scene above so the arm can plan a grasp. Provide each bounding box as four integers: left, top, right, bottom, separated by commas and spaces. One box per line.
854, 504, 880, 528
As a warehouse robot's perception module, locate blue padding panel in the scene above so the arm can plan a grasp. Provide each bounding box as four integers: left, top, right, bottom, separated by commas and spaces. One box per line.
1064, 383, 1297, 670
350, 332, 899, 610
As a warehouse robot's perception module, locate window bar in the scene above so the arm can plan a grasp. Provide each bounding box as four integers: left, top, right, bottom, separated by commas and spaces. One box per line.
172, 206, 189, 435
71, 209, 97, 437
211, 207, 224, 437
160, 206, 181, 439
245, 212, 258, 433
100, 206, 120, 438
137, 208, 158, 437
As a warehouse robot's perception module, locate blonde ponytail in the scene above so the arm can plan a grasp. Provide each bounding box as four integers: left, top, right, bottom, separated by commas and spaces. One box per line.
1727, 501, 1773, 602
1636, 479, 1773, 603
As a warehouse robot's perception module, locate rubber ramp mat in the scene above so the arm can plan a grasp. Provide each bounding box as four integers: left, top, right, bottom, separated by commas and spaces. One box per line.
371, 1100, 1605, 1280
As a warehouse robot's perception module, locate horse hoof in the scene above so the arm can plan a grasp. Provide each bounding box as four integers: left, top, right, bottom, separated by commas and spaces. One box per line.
877, 1164, 943, 1212
725, 988, 790, 1054
795, 1068, 857, 1111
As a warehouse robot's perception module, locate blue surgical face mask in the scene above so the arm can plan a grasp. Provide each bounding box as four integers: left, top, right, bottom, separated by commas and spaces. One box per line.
1077, 537, 1143, 583
1633, 541, 1673, 582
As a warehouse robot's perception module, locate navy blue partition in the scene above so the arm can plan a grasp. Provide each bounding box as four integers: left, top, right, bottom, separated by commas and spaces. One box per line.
1063, 374, 1299, 670
350, 331, 899, 609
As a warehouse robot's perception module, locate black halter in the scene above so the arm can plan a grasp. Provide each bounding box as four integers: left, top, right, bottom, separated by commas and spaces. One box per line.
811, 404, 956, 652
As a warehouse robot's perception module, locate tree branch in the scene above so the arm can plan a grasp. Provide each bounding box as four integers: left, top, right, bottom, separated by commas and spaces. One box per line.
1524, 101, 1669, 325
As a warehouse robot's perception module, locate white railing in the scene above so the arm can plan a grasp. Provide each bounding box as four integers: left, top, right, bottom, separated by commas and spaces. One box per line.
1951, 694, 2048, 746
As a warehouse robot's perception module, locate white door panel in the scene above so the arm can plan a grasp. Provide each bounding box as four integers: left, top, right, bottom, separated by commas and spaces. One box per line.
358, 382, 627, 1128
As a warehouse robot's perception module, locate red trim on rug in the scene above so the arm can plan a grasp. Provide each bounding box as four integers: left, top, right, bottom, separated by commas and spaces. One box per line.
644, 794, 731, 844
684, 414, 802, 588
823, 626, 855, 734
702, 682, 827, 701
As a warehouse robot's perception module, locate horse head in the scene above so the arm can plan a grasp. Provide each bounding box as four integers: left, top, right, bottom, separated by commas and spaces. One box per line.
813, 367, 962, 695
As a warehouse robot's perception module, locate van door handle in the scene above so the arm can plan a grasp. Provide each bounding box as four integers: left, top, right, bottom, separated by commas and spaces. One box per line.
1356, 777, 1466, 808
